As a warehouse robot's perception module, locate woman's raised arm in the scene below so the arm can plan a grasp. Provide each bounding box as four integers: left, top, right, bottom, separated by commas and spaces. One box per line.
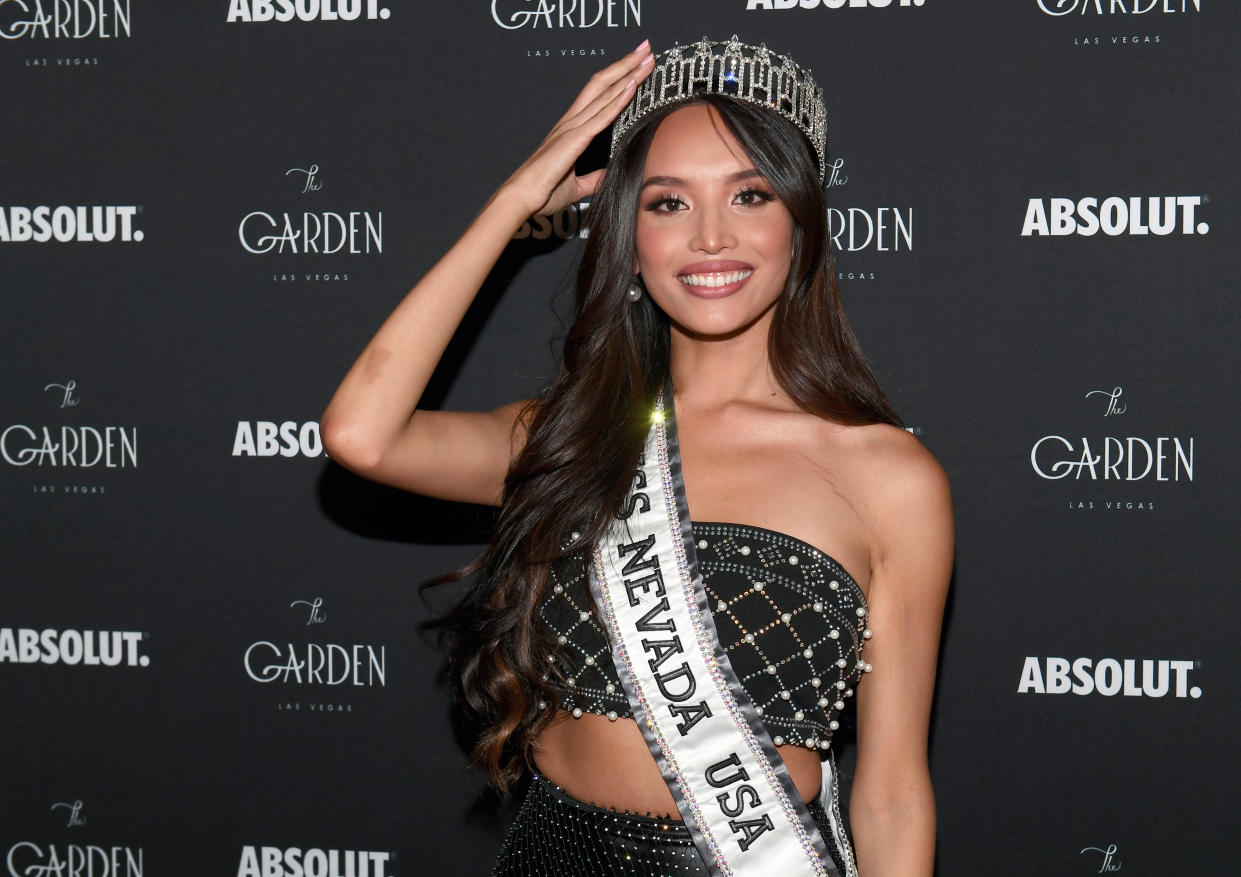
320, 42, 655, 506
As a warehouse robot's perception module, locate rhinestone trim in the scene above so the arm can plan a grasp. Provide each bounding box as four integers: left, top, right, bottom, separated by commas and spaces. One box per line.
541, 522, 870, 749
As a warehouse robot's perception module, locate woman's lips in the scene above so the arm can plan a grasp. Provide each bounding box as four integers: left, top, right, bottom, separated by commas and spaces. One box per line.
676, 262, 754, 299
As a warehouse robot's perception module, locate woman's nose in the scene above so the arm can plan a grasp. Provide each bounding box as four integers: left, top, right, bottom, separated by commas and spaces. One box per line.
689, 203, 738, 254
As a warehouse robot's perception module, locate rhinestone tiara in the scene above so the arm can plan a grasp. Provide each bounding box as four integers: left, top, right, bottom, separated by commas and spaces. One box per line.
610, 35, 828, 182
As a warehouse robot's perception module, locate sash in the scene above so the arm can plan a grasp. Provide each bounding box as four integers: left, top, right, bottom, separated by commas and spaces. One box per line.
587, 385, 840, 876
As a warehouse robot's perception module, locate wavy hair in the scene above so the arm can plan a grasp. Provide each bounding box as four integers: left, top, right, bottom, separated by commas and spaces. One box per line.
438, 95, 899, 792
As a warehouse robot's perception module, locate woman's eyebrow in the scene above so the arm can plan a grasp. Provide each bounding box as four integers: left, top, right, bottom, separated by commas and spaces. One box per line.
640, 169, 764, 190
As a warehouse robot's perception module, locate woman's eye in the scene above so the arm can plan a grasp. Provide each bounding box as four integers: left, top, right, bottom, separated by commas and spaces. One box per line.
736, 188, 776, 206
646, 196, 686, 213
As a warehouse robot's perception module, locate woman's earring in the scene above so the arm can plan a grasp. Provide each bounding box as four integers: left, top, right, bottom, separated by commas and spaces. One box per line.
626, 276, 643, 303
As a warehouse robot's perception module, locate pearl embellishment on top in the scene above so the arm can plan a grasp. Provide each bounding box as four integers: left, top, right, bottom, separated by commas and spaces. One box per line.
539, 520, 872, 753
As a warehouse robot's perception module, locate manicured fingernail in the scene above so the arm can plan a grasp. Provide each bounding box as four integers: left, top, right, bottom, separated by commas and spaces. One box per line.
633, 39, 650, 54
639, 53, 655, 67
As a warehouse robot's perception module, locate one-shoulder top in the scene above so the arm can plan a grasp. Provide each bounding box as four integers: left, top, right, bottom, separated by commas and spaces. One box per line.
539, 521, 872, 751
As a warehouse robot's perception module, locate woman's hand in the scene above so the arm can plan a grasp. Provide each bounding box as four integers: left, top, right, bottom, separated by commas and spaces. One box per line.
502, 40, 656, 217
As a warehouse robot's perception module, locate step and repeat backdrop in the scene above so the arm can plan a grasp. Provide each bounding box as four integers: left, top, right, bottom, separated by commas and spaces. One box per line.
3, 1, 1237, 874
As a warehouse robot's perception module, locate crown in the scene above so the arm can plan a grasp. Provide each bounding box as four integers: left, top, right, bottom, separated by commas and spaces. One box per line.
611, 35, 828, 183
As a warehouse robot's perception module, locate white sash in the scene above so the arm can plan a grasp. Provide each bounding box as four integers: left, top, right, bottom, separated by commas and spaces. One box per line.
587, 387, 838, 876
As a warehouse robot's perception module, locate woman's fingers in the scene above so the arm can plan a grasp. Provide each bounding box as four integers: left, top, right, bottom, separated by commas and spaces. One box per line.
536, 64, 641, 169
528, 56, 652, 212
561, 50, 654, 140
559, 39, 652, 121
563, 39, 650, 115
591, 54, 655, 123
573, 168, 606, 201
507, 41, 654, 217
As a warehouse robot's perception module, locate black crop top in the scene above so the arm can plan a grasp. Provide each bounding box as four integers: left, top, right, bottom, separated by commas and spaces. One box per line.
539, 521, 872, 751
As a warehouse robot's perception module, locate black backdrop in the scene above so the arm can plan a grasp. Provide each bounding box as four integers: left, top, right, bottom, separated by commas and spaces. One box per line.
4, 1, 1238, 874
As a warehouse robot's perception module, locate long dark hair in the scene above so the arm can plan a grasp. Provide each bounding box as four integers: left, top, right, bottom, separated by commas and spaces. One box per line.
440, 94, 899, 793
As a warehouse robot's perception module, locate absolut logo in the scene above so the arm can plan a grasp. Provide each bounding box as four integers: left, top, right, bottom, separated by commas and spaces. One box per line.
492, 0, 640, 29
239, 165, 382, 255
1036, 0, 1199, 15
1021, 195, 1207, 236
3, 381, 137, 469
0, 206, 142, 243
1030, 387, 1193, 482
232, 421, 324, 458
747, 0, 924, 8
0, 628, 149, 667
226, 0, 391, 22
0, 0, 130, 39
237, 847, 390, 877
514, 200, 592, 241
243, 599, 386, 687
1018, 657, 1202, 698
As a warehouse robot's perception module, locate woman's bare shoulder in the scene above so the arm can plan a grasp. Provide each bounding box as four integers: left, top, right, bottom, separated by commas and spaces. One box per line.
836, 423, 953, 570
854, 421, 943, 478
809, 419, 951, 515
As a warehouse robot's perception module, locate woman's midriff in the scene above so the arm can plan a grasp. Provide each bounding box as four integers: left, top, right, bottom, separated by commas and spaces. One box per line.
532, 709, 823, 818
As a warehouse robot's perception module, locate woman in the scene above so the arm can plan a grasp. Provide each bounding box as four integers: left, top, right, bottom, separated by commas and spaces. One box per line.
322, 37, 952, 876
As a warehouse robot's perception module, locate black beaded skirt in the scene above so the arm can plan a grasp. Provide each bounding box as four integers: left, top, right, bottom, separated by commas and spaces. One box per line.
493, 774, 846, 876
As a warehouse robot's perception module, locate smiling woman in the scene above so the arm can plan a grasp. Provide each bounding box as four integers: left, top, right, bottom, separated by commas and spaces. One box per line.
635, 105, 796, 338
321, 35, 952, 877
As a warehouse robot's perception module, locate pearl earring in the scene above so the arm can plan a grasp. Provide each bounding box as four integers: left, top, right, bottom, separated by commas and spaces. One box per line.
626, 276, 643, 303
